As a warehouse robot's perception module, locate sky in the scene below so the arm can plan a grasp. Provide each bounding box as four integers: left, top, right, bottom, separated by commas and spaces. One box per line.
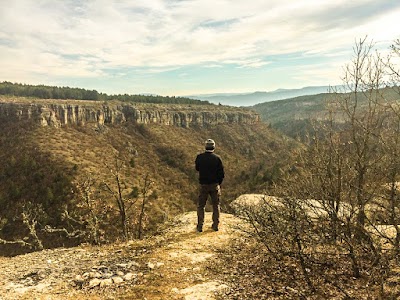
0, 0, 399, 97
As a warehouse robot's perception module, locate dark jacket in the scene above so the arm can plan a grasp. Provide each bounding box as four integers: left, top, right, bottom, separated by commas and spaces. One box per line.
195, 152, 225, 185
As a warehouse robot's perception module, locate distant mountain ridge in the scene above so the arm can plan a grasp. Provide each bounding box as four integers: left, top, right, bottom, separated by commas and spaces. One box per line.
250, 86, 400, 139
252, 86, 400, 125
187, 86, 337, 106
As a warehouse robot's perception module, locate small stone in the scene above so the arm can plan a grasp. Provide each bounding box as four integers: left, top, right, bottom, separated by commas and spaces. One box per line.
89, 271, 102, 278
100, 278, 113, 287
112, 276, 124, 284
88, 278, 101, 288
102, 272, 113, 279
123, 273, 135, 281
75, 275, 84, 283
37, 270, 47, 279
23, 277, 34, 285
130, 261, 140, 269
116, 271, 125, 276
147, 262, 155, 269
116, 263, 128, 268
82, 272, 90, 279
194, 274, 205, 282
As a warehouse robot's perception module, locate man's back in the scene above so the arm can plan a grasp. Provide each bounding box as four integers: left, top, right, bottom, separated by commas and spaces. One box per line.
195, 152, 224, 185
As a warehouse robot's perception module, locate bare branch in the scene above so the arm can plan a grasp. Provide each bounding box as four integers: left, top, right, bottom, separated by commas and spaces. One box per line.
43, 225, 86, 239
0, 237, 34, 248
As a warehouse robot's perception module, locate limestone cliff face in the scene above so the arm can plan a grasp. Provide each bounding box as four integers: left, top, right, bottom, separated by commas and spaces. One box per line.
0, 99, 260, 128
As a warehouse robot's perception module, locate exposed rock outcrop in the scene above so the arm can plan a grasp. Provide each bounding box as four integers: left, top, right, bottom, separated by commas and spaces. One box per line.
0, 98, 260, 128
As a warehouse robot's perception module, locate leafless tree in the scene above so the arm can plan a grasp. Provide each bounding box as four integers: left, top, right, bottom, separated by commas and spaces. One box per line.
74, 172, 103, 244
103, 151, 139, 240
137, 173, 154, 239
372, 102, 400, 255
0, 202, 44, 251
234, 37, 400, 298
337, 37, 388, 228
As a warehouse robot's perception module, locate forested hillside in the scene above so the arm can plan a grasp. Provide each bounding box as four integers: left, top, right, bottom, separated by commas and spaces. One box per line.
0, 81, 209, 105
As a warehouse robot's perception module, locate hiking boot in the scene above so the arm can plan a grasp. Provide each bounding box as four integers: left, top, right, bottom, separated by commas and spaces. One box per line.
196, 225, 203, 232
212, 224, 219, 231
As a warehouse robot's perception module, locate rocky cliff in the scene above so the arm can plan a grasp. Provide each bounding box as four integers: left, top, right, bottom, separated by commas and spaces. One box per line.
0, 97, 260, 128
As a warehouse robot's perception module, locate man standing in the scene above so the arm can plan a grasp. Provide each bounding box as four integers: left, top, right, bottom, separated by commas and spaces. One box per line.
195, 139, 225, 232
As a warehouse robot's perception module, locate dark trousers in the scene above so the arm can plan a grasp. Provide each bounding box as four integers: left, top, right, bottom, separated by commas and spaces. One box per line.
197, 183, 220, 227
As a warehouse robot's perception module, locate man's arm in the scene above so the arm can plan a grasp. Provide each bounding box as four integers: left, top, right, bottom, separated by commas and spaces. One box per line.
195, 155, 200, 171
217, 158, 224, 185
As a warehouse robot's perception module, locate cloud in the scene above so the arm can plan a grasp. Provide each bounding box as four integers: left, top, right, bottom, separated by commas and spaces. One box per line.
0, 0, 399, 93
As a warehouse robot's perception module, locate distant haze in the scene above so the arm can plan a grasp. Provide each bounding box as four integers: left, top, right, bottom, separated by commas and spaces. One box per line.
187, 86, 336, 107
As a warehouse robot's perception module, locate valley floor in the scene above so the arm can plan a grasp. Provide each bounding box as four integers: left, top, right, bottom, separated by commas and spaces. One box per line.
0, 212, 242, 300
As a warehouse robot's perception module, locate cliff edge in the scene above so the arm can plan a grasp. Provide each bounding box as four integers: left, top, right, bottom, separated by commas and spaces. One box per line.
0, 211, 244, 299
0, 97, 260, 128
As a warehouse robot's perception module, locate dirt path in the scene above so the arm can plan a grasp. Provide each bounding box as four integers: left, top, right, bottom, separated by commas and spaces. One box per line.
140, 212, 241, 299
0, 212, 242, 300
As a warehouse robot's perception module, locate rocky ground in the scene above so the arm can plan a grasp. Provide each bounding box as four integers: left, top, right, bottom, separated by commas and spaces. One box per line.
0, 212, 243, 300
